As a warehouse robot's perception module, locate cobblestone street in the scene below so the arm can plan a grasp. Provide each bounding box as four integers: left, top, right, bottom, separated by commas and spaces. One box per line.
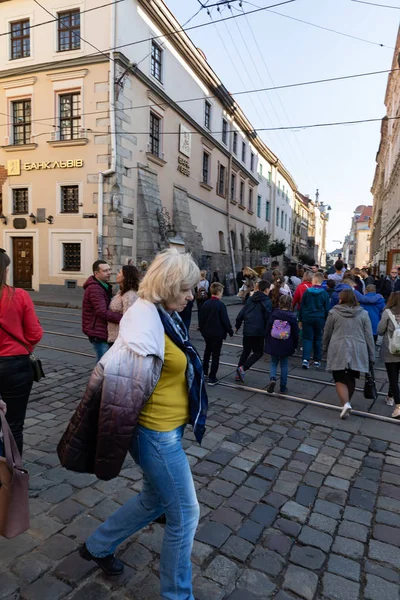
1, 325, 400, 600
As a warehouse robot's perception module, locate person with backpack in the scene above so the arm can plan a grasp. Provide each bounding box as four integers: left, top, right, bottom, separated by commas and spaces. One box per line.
299, 272, 330, 369
323, 289, 375, 419
361, 284, 385, 344
265, 295, 299, 394
196, 270, 210, 316
199, 282, 233, 385
377, 291, 400, 418
235, 280, 272, 382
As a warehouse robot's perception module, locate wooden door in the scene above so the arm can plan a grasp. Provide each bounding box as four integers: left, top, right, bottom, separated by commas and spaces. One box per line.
13, 237, 33, 289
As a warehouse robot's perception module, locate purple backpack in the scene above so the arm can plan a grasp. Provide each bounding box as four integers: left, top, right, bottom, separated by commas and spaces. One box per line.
271, 319, 291, 340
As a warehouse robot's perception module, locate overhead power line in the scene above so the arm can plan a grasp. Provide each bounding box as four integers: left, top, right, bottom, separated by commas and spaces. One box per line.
0, 66, 397, 129
0, 0, 125, 37
350, 0, 400, 8
242, 0, 394, 48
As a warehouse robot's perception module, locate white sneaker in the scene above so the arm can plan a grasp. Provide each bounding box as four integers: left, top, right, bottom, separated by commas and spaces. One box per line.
386, 396, 395, 407
340, 403, 352, 419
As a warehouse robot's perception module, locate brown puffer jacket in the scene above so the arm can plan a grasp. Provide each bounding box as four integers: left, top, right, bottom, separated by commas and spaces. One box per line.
58, 299, 165, 480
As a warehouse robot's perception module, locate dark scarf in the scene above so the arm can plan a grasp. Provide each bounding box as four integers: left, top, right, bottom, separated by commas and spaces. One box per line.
157, 305, 208, 444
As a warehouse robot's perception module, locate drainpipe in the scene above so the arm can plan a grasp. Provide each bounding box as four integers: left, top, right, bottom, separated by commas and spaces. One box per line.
98, 0, 117, 258
226, 148, 236, 291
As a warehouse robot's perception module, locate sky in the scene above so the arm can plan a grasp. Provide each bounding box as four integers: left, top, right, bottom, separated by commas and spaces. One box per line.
164, 0, 399, 252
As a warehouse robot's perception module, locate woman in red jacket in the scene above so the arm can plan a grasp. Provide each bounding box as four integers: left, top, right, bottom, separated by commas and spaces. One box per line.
0, 249, 43, 454
292, 271, 313, 311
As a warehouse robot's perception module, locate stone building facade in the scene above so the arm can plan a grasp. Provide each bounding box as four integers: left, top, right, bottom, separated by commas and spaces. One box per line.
371, 27, 400, 273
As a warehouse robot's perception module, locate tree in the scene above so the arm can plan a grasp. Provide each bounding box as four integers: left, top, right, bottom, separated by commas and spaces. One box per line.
298, 252, 315, 266
247, 228, 271, 253
269, 239, 287, 257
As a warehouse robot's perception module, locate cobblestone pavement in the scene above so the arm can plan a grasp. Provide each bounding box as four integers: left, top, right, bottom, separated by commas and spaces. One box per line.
1, 350, 400, 599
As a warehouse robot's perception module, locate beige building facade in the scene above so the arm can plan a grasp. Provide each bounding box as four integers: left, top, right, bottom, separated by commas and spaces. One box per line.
0, 0, 318, 291
370, 27, 400, 273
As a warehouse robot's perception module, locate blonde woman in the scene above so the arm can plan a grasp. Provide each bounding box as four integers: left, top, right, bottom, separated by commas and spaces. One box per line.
58, 249, 208, 599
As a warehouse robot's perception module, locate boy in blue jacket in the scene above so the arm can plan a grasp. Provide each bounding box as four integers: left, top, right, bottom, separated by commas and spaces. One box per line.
299, 272, 330, 369
199, 282, 233, 385
235, 280, 272, 382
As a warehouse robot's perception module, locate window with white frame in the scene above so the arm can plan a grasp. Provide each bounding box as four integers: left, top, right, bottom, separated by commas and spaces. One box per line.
59, 92, 81, 140
239, 180, 245, 205
10, 19, 30, 60
222, 118, 228, 145
202, 152, 210, 184
149, 112, 161, 157
233, 131, 238, 155
204, 101, 211, 130
151, 40, 163, 82
12, 188, 29, 214
230, 173, 236, 201
12, 99, 31, 145
58, 9, 80, 52
62, 242, 81, 271
61, 185, 79, 213
218, 164, 226, 196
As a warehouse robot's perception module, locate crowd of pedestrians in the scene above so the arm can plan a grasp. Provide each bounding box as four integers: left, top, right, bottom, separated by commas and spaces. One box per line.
1, 245, 400, 599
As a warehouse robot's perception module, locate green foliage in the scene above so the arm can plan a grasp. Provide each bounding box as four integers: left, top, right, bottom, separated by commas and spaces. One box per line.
298, 252, 315, 266
247, 228, 271, 253
269, 239, 287, 257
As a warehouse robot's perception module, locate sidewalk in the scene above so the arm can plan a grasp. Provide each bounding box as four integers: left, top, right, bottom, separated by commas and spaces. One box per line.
29, 289, 241, 310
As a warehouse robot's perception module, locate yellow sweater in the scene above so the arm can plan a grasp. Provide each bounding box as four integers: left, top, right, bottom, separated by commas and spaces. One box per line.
139, 334, 189, 431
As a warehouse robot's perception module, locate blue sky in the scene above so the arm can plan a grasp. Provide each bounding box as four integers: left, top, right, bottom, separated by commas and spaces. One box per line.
164, 0, 399, 251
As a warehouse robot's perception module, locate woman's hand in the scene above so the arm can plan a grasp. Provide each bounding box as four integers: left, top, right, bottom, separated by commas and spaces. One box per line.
0, 400, 7, 414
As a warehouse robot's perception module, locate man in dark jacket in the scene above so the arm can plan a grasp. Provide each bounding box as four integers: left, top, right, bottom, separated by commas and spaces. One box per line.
199, 282, 233, 385
299, 272, 330, 369
361, 268, 375, 288
82, 260, 122, 361
235, 280, 272, 382
380, 268, 400, 302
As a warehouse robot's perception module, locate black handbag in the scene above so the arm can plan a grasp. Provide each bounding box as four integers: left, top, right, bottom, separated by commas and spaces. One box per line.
364, 366, 377, 400
0, 324, 45, 382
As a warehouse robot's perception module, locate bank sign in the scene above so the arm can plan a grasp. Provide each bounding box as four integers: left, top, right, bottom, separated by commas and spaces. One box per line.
7, 159, 84, 176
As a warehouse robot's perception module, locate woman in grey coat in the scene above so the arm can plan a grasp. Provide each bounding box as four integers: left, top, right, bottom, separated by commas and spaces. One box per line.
377, 291, 400, 419
323, 289, 375, 419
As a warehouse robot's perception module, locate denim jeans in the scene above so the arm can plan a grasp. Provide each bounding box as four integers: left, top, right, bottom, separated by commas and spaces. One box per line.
0, 355, 33, 456
302, 318, 325, 362
86, 425, 199, 600
270, 355, 288, 391
89, 340, 111, 362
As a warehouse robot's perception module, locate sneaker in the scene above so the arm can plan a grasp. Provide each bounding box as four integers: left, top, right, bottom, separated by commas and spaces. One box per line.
392, 405, 400, 419
340, 402, 352, 419
236, 366, 245, 383
208, 377, 219, 386
267, 379, 276, 394
386, 396, 395, 407
234, 374, 241, 381
302, 360, 309, 369
79, 544, 124, 576
313, 361, 321, 368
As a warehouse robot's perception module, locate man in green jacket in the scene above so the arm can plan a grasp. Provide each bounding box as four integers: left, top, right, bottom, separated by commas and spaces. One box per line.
299, 272, 330, 369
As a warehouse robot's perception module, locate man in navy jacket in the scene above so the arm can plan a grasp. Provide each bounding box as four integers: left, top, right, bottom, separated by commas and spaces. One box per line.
199, 282, 233, 385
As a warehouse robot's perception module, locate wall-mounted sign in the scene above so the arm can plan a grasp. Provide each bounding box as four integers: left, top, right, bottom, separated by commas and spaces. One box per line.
83, 213, 98, 218
13, 218, 27, 229
7, 159, 84, 176
179, 124, 191, 158
177, 156, 190, 177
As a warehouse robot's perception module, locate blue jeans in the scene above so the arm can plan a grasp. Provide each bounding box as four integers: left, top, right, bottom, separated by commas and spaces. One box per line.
86, 425, 199, 600
270, 356, 288, 391
302, 318, 325, 362
90, 340, 111, 362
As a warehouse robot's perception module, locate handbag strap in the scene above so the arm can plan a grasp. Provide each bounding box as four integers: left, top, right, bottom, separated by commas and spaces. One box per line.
0, 411, 23, 471
0, 323, 30, 354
